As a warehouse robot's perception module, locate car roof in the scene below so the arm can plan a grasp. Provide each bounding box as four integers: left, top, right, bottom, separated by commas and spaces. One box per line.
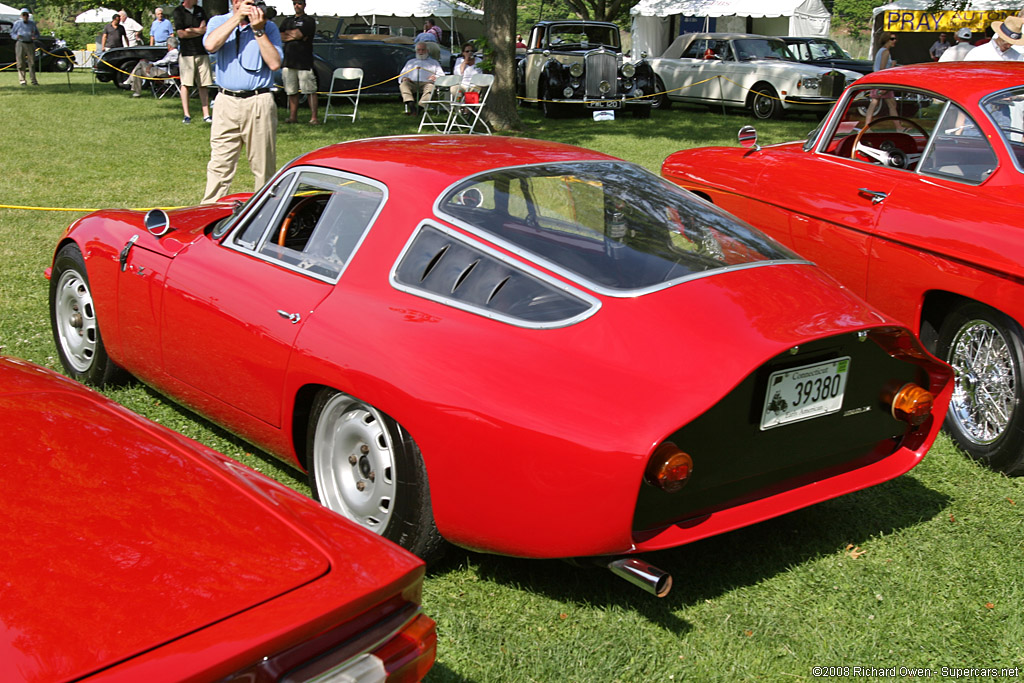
296, 136, 620, 191
686, 33, 776, 40
534, 20, 618, 29
855, 62, 1024, 103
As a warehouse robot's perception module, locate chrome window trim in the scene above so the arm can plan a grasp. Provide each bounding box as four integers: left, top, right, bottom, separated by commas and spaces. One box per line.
432, 160, 810, 299
222, 165, 388, 285
981, 84, 1024, 175
389, 220, 601, 330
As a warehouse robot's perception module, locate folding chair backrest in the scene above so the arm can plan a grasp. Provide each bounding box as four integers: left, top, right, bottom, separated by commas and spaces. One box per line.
418, 74, 462, 133
326, 67, 363, 122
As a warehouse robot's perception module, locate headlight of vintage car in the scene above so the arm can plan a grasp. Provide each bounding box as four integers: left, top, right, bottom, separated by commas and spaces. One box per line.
599, 80, 611, 94
569, 62, 584, 78
621, 62, 635, 78
798, 76, 821, 90
563, 86, 574, 98
570, 78, 581, 89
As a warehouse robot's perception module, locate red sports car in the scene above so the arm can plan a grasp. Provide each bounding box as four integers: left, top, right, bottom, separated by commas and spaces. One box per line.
663, 62, 1024, 475
0, 356, 435, 682
48, 136, 950, 594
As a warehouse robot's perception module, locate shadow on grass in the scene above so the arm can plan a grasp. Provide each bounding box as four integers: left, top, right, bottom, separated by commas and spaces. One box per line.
428, 473, 948, 635
425, 662, 478, 683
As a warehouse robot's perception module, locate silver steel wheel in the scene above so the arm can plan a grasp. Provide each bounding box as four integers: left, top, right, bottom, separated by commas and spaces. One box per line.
312, 394, 396, 533
53, 268, 99, 373
946, 318, 1017, 445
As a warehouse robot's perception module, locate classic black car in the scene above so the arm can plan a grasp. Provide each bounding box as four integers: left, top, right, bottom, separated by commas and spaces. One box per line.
779, 36, 873, 75
0, 20, 75, 71
517, 20, 654, 118
93, 44, 167, 87
311, 34, 452, 96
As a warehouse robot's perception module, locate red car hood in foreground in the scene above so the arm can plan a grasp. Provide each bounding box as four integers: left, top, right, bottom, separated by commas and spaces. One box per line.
0, 358, 422, 682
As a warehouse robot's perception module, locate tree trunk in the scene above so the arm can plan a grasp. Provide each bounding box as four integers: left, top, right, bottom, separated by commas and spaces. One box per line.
482, 0, 522, 132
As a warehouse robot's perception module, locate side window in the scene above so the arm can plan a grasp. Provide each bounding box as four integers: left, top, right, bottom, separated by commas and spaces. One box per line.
821, 88, 943, 172
982, 87, 1024, 172
919, 103, 998, 183
230, 170, 385, 280
791, 43, 810, 60
682, 39, 707, 59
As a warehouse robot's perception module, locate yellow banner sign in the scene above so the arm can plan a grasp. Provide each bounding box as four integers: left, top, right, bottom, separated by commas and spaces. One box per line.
882, 9, 1017, 32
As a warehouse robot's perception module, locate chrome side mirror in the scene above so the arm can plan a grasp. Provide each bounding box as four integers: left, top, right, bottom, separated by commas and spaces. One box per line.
144, 208, 171, 236
738, 125, 761, 151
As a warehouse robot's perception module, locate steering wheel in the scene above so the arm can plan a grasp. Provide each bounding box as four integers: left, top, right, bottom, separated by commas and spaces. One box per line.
850, 115, 928, 169
278, 196, 323, 247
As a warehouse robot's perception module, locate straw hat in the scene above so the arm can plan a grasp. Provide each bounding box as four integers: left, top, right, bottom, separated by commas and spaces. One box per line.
992, 15, 1024, 46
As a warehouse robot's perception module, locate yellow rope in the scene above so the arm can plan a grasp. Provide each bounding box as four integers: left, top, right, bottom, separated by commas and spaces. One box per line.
0, 204, 186, 212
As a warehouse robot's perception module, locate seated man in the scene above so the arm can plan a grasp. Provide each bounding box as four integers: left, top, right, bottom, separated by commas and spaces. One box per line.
399, 42, 444, 114
129, 35, 179, 97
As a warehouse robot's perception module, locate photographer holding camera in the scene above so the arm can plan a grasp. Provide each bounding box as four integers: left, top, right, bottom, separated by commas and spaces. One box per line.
200, 0, 283, 204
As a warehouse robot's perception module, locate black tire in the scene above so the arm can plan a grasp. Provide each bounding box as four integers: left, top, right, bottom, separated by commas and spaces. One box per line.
750, 84, 782, 120
650, 75, 671, 110
936, 302, 1024, 475
307, 388, 446, 561
49, 243, 126, 386
114, 60, 138, 89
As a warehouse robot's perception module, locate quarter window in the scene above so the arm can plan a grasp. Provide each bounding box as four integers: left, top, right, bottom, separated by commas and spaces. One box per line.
918, 103, 997, 183
981, 87, 1024, 173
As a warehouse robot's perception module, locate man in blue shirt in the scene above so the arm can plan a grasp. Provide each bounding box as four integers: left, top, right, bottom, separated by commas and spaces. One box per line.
11, 8, 40, 86
150, 7, 174, 46
200, 0, 283, 204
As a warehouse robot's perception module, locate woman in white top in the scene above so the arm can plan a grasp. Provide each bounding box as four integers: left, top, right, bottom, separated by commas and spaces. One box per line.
451, 43, 482, 100
865, 33, 898, 127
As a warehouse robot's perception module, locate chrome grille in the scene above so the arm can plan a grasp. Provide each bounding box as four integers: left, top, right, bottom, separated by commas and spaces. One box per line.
585, 50, 618, 98
820, 70, 845, 99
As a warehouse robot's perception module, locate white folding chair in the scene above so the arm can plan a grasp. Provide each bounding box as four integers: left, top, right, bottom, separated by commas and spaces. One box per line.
325, 67, 363, 122
445, 74, 494, 135
418, 74, 461, 133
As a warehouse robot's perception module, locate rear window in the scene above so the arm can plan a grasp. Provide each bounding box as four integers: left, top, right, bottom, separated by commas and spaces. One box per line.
436, 161, 796, 294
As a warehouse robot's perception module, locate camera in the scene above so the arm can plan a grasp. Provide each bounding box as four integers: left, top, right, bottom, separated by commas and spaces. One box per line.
250, 0, 276, 20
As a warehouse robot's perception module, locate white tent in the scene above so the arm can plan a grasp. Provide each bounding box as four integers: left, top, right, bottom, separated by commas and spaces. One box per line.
264, 0, 482, 37
0, 2, 24, 22
74, 7, 117, 23
631, 0, 830, 58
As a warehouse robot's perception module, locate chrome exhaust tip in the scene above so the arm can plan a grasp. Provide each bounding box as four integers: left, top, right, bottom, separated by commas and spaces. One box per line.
606, 557, 672, 598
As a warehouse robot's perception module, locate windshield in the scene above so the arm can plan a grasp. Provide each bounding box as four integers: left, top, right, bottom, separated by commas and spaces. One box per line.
547, 24, 619, 50
437, 161, 796, 293
981, 86, 1024, 173
733, 38, 793, 61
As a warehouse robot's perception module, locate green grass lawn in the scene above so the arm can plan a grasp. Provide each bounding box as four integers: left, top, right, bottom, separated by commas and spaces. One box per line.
2, 71, 1023, 683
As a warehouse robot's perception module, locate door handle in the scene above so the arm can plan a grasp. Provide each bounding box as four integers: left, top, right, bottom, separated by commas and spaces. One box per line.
858, 188, 888, 205
119, 234, 138, 272
276, 309, 301, 324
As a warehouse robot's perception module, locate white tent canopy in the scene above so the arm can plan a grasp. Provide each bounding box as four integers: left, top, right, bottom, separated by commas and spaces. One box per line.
265, 0, 481, 23
74, 7, 117, 23
631, 0, 830, 58
0, 2, 24, 22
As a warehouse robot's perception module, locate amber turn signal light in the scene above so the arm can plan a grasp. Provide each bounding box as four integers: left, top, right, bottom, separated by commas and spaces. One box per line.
645, 442, 693, 493
890, 383, 934, 427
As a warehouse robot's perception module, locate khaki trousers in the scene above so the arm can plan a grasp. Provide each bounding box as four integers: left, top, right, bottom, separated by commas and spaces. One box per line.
15, 41, 37, 84
399, 79, 435, 106
202, 92, 277, 204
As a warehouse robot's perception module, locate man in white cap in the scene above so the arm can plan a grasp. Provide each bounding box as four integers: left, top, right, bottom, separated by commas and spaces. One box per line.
965, 16, 1024, 61
11, 7, 40, 86
939, 28, 974, 62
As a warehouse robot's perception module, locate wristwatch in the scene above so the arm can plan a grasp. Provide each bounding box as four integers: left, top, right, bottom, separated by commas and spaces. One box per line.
253, 29, 265, 37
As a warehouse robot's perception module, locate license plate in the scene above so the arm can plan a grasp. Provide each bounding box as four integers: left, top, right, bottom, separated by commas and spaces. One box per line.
760, 357, 850, 430
585, 100, 621, 109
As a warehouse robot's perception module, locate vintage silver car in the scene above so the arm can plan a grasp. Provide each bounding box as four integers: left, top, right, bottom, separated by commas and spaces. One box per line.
648, 33, 861, 119
517, 20, 654, 118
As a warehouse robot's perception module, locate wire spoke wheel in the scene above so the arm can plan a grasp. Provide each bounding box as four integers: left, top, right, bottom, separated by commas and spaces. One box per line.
947, 318, 1017, 445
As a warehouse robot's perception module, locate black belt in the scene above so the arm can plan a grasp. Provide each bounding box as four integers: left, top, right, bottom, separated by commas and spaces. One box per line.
218, 87, 271, 98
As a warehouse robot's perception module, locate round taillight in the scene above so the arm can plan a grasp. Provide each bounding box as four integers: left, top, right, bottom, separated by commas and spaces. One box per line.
891, 383, 934, 426
644, 442, 693, 493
